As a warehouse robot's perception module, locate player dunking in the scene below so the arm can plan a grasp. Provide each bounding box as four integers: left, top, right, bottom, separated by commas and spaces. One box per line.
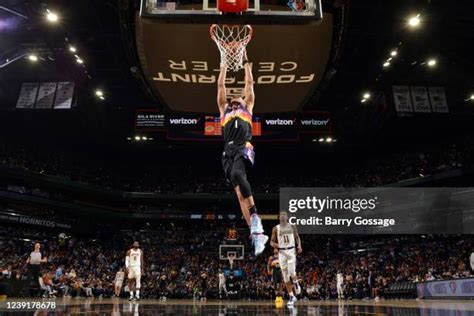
125, 241, 143, 301
217, 49, 268, 255
270, 211, 302, 306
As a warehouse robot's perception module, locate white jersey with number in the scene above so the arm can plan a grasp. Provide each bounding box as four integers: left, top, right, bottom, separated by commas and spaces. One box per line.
275, 224, 297, 283
277, 224, 295, 248
129, 249, 142, 268
337, 273, 344, 285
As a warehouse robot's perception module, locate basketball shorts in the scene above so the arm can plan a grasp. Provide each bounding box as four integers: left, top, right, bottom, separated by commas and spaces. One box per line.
128, 267, 141, 279
222, 142, 255, 184
278, 248, 296, 283
115, 279, 124, 288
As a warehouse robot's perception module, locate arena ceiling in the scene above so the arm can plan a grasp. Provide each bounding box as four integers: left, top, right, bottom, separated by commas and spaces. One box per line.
0, 0, 473, 143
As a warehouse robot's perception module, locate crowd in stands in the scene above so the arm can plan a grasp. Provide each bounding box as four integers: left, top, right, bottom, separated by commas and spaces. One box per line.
0, 141, 472, 194
1, 223, 472, 300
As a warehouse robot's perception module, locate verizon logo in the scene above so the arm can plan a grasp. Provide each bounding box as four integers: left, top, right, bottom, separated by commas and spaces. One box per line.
169, 118, 199, 125
300, 119, 330, 126
265, 119, 295, 126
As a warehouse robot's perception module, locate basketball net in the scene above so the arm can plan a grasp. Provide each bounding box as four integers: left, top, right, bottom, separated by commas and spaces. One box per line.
228, 253, 236, 270
210, 24, 253, 72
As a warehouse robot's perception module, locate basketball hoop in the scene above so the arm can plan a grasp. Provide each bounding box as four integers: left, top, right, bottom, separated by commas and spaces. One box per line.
210, 24, 253, 72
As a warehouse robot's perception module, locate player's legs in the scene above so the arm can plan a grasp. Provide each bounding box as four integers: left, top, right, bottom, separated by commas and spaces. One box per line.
229, 158, 267, 255
337, 284, 343, 299
128, 269, 135, 300
115, 283, 121, 297
280, 251, 297, 306
234, 186, 252, 226
287, 257, 300, 295
134, 269, 141, 300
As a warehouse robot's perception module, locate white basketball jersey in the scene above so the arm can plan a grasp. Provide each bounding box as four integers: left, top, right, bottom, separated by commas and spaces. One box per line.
129, 249, 142, 267
277, 224, 295, 248
218, 272, 225, 284
337, 273, 343, 284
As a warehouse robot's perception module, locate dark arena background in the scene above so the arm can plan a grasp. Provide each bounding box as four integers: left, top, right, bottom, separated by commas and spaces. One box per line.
1, 0, 474, 315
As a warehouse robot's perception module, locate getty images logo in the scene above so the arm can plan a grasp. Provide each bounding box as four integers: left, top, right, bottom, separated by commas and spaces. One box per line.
300, 119, 330, 126
265, 118, 296, 126
169, 117, 200, 125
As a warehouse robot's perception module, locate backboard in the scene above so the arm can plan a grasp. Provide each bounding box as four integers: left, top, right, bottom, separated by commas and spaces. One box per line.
140, 0, 323, 22
219, 244, 244, 260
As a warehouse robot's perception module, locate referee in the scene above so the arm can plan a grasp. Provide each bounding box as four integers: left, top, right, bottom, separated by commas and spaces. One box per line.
26, 243, 47, 289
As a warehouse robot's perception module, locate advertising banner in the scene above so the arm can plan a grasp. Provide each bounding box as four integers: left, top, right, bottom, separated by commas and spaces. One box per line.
417, 278, 474, 298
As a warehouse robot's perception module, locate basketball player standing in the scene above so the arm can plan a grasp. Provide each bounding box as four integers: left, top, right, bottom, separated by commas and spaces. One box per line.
114, 268, 125, 297
270, 211, 302, 306
267, 247, 283, 303
218, 269, 228, 299
217, 49, 268, 255
125, 241, 143, 301
336, 271, 344, 299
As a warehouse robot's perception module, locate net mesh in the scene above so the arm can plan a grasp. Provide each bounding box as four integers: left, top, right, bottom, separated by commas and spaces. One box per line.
210, 24, 253, 72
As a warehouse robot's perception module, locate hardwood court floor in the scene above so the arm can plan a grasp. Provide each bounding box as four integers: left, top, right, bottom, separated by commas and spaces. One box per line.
1, 298, 474, 315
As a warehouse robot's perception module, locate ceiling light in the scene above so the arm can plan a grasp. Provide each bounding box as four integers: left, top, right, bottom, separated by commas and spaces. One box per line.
76, 58, 84, 64
363, 92, 371, 99
390, 50, 398, 57
95, 90, 103, 97
383, 61, 390, 68
69, 46, 77, 53
408, 14, 420, 27
326, 137, 333, 143
28, 54, 38, 62
46, 10, 59, 23
427, 59, 437, 67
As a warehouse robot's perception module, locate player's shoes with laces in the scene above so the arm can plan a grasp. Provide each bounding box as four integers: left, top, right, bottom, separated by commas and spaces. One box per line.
250, 214, 264, 234
287, 295, 297, 306
250, 214, 267, 256
129, 296, 134, 301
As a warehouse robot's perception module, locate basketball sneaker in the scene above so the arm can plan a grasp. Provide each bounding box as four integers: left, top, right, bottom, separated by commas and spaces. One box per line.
250, 214, 264, 234
250, 214, 268, 255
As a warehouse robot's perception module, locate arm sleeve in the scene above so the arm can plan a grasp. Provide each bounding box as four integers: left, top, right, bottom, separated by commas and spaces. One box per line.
125, 256, 130, 268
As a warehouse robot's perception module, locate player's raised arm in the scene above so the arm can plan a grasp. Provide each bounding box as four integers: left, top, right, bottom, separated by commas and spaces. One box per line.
217, 64, 228, 116
270, 226, 279, 249
293, 225, 302, 254
242, 49, 255, 114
